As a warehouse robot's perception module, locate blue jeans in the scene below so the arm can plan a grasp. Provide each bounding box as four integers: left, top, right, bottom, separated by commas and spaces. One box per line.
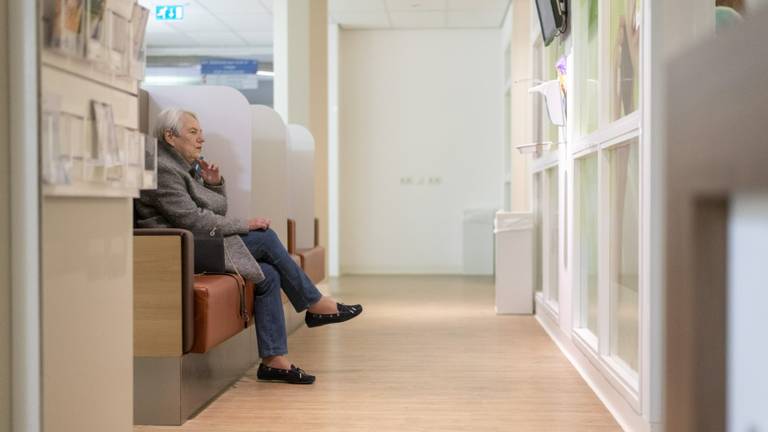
240, 228, 323, 358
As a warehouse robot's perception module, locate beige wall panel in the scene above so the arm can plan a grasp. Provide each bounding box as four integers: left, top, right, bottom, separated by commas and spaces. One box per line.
42, 197, 133, 432
309, 0, 329, 262
0, 0, 10, 430
133, 236, 182, 357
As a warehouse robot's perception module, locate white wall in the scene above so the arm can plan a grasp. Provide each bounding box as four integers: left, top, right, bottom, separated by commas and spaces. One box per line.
728, 193, 768, 432
339, 29, 503, 274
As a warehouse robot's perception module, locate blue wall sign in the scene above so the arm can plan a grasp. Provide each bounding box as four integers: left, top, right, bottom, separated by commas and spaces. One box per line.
201, 59, 259, 75
155, 5, 184, 21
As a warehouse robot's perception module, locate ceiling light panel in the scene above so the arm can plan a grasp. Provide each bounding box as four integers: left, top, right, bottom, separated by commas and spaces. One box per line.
385, 0, 447, 11
330, 0, 387, 12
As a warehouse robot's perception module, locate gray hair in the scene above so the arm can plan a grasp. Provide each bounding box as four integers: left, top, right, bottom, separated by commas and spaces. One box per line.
154, 108, 198, 143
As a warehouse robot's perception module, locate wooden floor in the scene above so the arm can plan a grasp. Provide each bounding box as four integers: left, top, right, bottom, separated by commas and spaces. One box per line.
135, 275, 620, 432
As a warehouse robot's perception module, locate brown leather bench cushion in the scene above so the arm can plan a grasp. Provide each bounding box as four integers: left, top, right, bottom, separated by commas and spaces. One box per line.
191, 274, 254, 354
297, 246, 325, 284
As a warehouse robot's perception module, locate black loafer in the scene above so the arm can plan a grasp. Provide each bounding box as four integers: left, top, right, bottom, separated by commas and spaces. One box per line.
257, 363, 315, 384
305, 303, 363, 328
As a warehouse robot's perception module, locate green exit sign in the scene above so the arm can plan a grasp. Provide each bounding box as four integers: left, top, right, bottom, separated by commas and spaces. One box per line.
155, 5, 184, 21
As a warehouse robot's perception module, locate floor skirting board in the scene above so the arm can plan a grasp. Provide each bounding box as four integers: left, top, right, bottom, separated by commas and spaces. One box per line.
535, 302, 659, 432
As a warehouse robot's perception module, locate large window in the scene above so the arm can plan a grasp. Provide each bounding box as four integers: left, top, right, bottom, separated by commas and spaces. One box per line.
547, 167, 560, 305
533, 172, 543, 295
609, 0, 641, 121
534, 167, 560, 313
576, 154, 599, 337
531, 8, 564, 317
576, 0, 599, 135
532, 41, 544, 150
608, 138, 639, 372
544, 40, 565, 148
568, 0, 643, 401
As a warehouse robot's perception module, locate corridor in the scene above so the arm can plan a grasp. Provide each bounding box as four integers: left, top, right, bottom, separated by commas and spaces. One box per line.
136, 276, 619, 432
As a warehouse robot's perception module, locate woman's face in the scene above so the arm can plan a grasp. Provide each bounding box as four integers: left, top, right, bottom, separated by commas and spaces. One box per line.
166, 113, 204, 163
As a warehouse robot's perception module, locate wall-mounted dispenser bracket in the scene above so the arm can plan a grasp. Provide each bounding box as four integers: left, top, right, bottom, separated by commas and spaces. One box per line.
528, 80, 566, 127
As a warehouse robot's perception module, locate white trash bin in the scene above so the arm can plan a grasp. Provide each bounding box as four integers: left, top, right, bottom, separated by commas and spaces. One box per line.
494, 211, 533, 314
462, 208, 496, 275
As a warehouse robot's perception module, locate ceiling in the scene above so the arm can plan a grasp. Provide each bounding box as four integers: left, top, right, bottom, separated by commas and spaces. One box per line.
138, 0, 511, 57
138, 0, 274, 56
330, 0, 512, 29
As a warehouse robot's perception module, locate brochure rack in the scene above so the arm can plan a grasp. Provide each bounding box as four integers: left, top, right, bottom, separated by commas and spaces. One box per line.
41, 0, 152, 197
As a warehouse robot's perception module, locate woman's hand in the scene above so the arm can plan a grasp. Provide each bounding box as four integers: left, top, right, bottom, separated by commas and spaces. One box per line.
248, 217, 271, 231
199, 159, 222, 185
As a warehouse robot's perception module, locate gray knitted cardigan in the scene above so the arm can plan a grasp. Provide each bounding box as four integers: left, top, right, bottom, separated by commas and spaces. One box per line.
135, 141, 265, 283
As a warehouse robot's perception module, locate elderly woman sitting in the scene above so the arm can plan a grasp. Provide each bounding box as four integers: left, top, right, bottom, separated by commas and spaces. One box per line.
135, 108, 362, 384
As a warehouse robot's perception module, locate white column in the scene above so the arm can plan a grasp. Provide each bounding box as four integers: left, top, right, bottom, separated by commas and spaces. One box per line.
272, 0, 311, 127
272, 0, 288, 121
644, 0, 715, 427
328, 21, 340, 277
9, 0, 41, 430
0, 1, 11, 431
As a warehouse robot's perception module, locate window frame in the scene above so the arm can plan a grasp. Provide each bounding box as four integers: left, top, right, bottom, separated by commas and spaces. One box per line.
568, 0, 645, 410
571, 127, 643, 410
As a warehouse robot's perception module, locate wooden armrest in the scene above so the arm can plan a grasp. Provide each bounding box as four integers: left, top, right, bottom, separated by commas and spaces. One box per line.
133, 229, 195, 356
314, 218, 320, 248
287, 219, 296, 255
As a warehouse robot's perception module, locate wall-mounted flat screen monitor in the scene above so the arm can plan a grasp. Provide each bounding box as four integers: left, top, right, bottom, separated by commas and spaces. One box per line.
535, 0, 565, 46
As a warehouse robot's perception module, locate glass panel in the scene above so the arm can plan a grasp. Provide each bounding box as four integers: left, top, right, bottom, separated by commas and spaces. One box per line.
609, 138, 639, 371
609, 0, 641, 121
577, 0, 599, 135
533, 172, 543, 294
532, 42, 543, 156
547, 167, 559, 304
577, 154, 599, 335
543, 40, 565, 147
